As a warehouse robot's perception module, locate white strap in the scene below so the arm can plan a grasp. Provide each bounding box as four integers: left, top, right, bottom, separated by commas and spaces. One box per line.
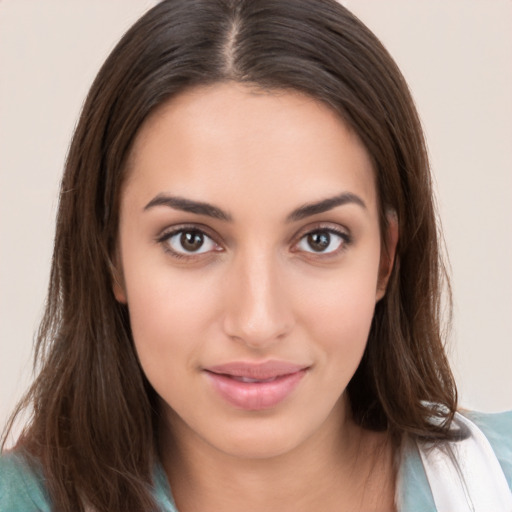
417, 412, 512, 512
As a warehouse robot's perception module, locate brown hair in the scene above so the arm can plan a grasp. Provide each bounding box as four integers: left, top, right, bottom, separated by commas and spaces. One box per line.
3, 0, 457, 510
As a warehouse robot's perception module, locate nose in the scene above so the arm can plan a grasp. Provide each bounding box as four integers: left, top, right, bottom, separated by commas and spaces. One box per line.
222, 249, 294, 349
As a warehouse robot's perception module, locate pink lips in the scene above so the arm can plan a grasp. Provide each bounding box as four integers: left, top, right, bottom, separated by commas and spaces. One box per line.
204, 361, 308, 410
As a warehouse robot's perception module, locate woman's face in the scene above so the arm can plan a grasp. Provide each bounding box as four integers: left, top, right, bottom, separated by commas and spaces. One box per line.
115, 83, 396, 459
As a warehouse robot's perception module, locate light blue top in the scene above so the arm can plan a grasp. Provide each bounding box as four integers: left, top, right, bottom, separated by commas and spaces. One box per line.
1, 410, 511, 511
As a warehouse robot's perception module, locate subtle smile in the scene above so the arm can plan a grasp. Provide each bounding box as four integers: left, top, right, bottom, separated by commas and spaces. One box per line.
203, 361, 309, 410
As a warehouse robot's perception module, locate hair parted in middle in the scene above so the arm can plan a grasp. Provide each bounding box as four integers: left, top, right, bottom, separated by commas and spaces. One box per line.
5, 1, 457, 511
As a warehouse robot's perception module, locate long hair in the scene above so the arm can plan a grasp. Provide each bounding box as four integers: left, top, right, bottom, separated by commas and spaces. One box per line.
2, 1, 457, 510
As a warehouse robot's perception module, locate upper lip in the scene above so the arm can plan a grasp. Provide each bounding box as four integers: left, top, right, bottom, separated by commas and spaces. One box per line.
205, 361, 309, 380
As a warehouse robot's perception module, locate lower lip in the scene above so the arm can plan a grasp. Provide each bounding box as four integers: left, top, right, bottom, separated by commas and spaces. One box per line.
205, 370, 307, 410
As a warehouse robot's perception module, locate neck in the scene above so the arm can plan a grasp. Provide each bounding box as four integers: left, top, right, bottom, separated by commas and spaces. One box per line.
159, 400, 397, 512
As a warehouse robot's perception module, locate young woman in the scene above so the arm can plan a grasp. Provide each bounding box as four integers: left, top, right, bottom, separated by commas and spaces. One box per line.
1, 1, 511, 511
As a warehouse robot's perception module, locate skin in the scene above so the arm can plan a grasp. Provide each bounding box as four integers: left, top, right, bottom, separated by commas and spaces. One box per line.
114, 83, 398, 511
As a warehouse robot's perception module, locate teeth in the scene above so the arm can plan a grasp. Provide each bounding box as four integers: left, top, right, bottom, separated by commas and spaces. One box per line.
232, 376, 278, 383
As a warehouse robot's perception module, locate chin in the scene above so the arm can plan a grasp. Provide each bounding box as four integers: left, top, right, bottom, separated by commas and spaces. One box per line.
213, 423, 309, 461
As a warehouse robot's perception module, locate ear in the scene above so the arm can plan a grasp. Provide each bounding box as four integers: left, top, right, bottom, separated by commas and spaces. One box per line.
109, 253, 127, 304
376, 210, 399, 301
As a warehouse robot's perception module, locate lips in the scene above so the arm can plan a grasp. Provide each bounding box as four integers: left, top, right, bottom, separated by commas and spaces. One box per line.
204, 361, 308, 410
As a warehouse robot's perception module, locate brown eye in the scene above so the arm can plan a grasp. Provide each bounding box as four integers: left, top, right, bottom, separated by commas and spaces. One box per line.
164, 229, 218, 255
296, 229, 349, 254
307, 232, 331, 252
180, 231, 204, 251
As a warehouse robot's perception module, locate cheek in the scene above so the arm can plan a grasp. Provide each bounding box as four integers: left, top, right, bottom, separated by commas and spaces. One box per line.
122, 260, 220, 380
308, 286, 376, 361
294, 254, 380, 365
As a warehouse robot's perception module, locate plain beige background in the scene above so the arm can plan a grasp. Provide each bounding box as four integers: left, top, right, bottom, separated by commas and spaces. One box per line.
1, 1, 511, 437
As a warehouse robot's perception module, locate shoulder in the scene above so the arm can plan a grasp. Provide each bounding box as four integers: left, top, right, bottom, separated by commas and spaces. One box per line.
0, 451, 178, 512
396, 409, 512, 512
462, 409, 512, 488
0, 450, 52, 511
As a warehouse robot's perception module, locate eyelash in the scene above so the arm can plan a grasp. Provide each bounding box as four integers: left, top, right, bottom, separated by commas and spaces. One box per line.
156, 224, 352, 261
292, 226, 352, 258
156, 225, 222, 260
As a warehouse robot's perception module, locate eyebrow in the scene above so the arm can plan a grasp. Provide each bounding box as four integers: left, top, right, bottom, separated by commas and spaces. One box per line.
143, 191, 366, 222
144, 194, 233, 221
286, 192, 366, 222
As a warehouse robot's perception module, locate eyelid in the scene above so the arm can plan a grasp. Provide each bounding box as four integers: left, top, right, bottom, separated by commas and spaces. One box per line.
155, 221, 352, 260
156, 223, 222, 242
291, 222, 352, 255
156, 223, 224, 258
291, 222, 351, 242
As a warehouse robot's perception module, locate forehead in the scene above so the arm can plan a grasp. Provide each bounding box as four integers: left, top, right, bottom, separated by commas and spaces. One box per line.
123, 83, 378, 216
